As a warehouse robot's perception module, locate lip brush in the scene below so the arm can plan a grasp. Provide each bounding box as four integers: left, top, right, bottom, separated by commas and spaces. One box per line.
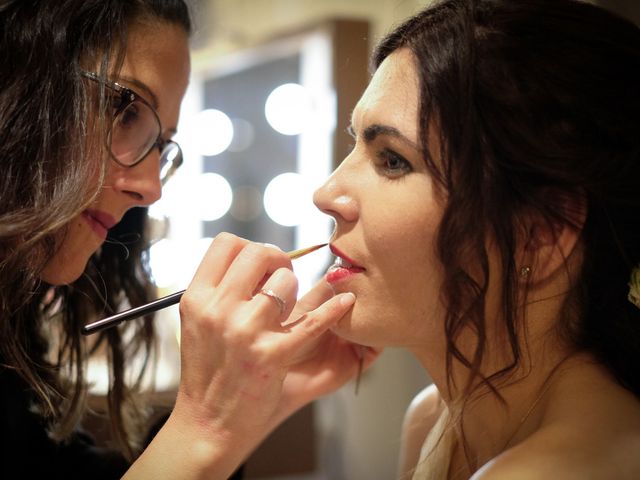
81, 243, 327, 335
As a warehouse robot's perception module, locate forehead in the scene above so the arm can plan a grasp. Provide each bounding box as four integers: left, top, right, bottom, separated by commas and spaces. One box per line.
119, 21, 190, 110
352, 48, 420, 139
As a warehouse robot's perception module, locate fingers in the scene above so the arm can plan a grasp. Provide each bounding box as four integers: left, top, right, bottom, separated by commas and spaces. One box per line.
277, 292, 356, 354
181, 232, 361, 377
188, 233, 293, 301
174, 234, 363, 457
225, 242, 292, 299
189, 233, 249, 290
294, 280, 336, 312
252, 267, 298, 321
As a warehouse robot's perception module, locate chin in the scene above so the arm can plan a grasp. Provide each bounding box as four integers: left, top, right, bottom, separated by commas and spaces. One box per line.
40, 259, 89, 286
330, 308, 355, 335
333, 302, 407, 349
40, 271, 85, 286
330, 307, 375, 345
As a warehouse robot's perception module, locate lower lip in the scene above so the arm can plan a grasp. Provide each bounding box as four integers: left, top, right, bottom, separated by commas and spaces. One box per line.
325, 265, 365, 285
81, 212, 108, 240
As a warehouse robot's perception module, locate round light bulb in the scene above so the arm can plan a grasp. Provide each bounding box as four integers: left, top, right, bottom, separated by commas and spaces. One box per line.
264, 83, 313, 135
193, 109, 234, 156
263, 172, 314, 226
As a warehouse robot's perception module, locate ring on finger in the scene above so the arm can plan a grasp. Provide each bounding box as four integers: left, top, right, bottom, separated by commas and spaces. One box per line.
259, 288, 286, 314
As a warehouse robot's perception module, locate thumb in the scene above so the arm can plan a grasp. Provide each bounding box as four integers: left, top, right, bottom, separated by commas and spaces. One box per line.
291, 280, 335, 312
280, 292, 355, 353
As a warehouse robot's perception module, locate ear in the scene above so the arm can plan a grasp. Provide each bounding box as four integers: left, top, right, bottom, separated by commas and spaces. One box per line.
518, 189, 586, 286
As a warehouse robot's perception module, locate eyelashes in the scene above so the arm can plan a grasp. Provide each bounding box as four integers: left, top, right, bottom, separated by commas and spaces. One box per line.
346, 125, 413, 178
377, 148, 412, 177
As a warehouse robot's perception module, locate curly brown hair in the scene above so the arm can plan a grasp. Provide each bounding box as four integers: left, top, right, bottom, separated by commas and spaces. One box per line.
374, 0, 640, 400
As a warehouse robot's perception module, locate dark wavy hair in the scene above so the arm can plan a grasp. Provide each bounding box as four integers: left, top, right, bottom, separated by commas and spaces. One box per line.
374, 0, 640, 401
0, 0, 190, 459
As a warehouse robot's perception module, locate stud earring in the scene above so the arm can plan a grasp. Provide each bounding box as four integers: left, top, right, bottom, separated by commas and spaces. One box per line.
520, 266, 532, 278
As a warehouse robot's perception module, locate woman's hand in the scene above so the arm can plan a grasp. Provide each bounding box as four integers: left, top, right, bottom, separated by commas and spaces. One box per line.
273, 280, 381, 424
129, 233, 363, 479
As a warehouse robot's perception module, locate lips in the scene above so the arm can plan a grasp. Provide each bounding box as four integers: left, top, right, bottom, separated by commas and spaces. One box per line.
82, 209, 117, 240
326, 244, 365, 284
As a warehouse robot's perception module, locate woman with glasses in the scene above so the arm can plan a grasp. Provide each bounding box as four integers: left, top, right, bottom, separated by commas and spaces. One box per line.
0, 1, 368, 478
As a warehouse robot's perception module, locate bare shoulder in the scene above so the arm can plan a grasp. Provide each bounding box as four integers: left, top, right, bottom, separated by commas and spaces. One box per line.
397, 384, 444, 477
472, 387, 640, 480
405, 383, 443, 427
472, 430, 640, 480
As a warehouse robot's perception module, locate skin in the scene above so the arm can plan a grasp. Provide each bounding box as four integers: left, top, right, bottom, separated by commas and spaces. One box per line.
313, 48, 448, 355
314, 48, 640, 479
75, 18, 380, 480
38, 17, 638, 477
33, 16, 378, 480
40, 20, 190, 285
126, 234, 379, 479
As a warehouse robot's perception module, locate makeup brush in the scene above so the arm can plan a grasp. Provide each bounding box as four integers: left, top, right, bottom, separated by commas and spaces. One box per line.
81, 243, 327, 335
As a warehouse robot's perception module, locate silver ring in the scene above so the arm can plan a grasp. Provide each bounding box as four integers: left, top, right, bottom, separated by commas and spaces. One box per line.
259, 288, 286, 314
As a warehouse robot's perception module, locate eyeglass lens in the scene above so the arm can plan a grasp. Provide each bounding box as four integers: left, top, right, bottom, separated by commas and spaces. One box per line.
110, 100, 160, 166
160, 142, 182, 186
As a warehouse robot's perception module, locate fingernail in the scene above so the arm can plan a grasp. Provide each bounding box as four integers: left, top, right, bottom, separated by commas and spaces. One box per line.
262, 242, 283, 251
340, 292, 356, 307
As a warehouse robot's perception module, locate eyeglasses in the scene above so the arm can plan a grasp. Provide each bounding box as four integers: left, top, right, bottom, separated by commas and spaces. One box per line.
81, 71, 182, 186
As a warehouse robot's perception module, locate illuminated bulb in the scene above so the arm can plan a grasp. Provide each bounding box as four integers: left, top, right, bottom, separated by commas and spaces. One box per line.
264, 83, 313, 135
263, 172, 314, 226
195, 173, 233, 221
228, 118, 255, 152
193, 109, 234, 156
149, 239, 180, 288
150, 172, 233, 223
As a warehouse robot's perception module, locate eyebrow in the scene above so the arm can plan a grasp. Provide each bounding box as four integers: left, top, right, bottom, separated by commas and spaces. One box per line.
349, 123, 421, 151
118, 75, 159, 110
117, 76, 178, 136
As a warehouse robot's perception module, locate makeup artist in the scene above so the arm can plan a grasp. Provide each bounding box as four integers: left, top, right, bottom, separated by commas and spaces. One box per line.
0, 1, 373, 478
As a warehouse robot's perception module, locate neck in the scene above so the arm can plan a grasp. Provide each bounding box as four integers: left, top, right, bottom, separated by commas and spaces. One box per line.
455, 348, 571, 469
411, 281, 578, 471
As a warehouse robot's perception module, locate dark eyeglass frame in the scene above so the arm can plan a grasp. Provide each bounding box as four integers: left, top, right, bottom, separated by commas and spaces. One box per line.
81, 71, 183, 185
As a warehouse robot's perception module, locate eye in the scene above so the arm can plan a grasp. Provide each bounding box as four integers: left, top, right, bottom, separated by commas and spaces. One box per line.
116, 102, 141, 130
377, 148, 412, 178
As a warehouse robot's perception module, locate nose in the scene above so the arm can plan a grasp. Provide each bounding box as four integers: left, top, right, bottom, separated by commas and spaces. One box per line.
313, 161, 358, 224
110, 150, 162, 206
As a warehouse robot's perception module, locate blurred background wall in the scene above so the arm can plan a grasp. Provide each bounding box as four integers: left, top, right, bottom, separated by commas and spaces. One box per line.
188, 0, 639, 60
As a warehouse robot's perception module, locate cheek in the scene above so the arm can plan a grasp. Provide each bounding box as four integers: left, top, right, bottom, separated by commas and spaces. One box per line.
351, 207, 444, 343
80, 138, 109, 199
367, 194, 441, 283
40, 219, 100, 285
374, 222, 441, 313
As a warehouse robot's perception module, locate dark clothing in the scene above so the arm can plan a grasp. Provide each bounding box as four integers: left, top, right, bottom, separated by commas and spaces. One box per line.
0, 367, 246, 479
0, 367, 129, 479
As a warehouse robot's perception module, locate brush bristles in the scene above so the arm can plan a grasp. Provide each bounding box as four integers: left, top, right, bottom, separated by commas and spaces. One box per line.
287, 243, 328, 260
